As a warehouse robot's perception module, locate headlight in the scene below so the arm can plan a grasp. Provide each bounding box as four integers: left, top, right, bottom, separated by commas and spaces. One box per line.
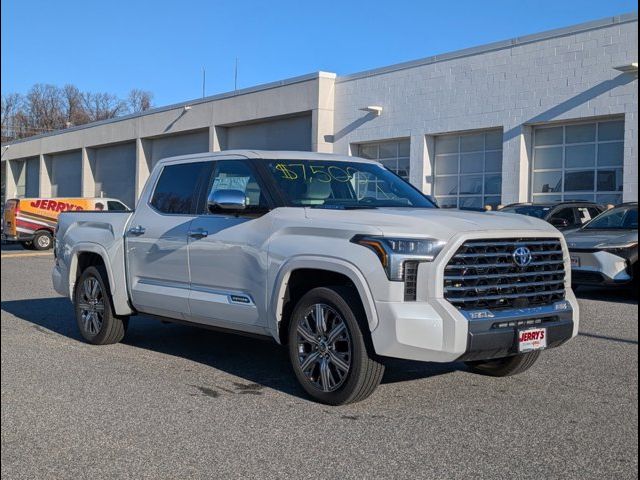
598, 242, 638, 259
351, 235, 446, 281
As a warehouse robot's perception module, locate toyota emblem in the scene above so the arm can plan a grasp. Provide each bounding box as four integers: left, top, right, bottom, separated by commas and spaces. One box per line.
513, 246, 533, 267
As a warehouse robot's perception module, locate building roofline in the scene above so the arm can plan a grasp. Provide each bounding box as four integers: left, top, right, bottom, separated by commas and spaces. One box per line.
2, 71, 336, 147
336, 12, 638, 83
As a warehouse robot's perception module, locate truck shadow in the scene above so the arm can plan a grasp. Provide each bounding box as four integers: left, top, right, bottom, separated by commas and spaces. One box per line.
1, 297, 461, 401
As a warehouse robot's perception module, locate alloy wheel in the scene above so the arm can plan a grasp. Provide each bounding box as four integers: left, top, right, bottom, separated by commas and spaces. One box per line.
296, 303, 352, 392
77, 277, 105, 336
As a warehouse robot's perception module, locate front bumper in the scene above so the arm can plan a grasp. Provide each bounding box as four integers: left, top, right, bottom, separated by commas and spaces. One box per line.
371, 297, 578, 363
569, 250, 633, 285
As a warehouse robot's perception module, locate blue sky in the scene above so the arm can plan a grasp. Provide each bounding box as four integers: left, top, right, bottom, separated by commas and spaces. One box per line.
1, 0, 636, 106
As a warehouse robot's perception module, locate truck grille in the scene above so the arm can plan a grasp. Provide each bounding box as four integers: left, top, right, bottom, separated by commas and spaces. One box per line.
444, 238, 566, 311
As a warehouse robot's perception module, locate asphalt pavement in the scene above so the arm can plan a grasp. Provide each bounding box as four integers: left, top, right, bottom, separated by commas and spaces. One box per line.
1, 249, 638, 479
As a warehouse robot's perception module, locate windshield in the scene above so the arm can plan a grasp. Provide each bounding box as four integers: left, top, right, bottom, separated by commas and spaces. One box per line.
500, 205, 551, 219
584, 205, 638, 230
266, 160, 436, 209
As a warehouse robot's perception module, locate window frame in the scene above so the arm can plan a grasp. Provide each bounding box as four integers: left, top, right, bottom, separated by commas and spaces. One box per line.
433, 129, 503, 209
531, 119, 625, 204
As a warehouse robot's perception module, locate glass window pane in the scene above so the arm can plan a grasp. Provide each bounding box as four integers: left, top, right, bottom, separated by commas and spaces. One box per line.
534, 147, 563, 170
460, 133, 484, 152
598, 120, 625, 141
597, 142, 624, 166
435, 176, 458, 196
533, 194, 562, 204
565, 123, 596, 143
435, 136, 458, 154
379, 142, 398, 159
358, 144, 378, 160
396, 158, 410, 179
460, 175, 483, 195
151, 161, 210, 214
398, 141, 411, 157
459, 197, 483, 209
485, 131, 503, 150
564, 170, 595, 192
533, 171, 563, 193
597, 169, 623, 192
535, 127, 563, 146
566, 144, 595, 168
380, 158, 398, 172
460, 152, 483, 173
596, 194, 623, 205
435, 154, 458, 175
437, 196, 458, 209
484, 174, 502, 195
485, 150, 502, 172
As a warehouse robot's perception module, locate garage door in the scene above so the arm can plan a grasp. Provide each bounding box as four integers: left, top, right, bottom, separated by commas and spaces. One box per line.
50, 151, 82, 197
226, 115, 311, 151
93, 143, 136, 207
149, 130, 209, 167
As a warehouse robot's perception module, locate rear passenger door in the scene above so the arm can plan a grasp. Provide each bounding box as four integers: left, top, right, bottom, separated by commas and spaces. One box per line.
187, 159, 274, 332
126, 160, 213, 319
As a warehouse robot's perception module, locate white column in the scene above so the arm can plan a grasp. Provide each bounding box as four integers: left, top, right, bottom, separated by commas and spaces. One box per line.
623, 110, 638, 202
135, 138, 151, 202
38, 154, 52, 198
311, 73, 336, 153
81, 147, 95, 197
501, 125, 532, 205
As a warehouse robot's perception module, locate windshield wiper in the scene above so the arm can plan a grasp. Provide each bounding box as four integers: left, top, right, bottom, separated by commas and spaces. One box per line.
309, 205, 378, 210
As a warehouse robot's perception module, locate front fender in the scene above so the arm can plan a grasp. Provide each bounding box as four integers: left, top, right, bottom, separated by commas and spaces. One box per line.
268, 255, 379, 343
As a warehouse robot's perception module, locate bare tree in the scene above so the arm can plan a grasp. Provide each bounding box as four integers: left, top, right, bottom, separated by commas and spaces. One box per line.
1, 83, 154, 142
127, 89, 153, 113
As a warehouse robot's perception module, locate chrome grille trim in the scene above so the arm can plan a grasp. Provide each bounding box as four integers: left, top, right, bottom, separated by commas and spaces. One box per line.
444, 237, 566, 311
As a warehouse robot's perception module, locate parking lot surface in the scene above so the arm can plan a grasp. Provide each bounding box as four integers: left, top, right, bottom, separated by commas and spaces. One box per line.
1, 248, 638, 479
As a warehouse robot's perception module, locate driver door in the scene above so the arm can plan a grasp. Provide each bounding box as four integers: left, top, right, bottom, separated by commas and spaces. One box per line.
187, 159, 274, 333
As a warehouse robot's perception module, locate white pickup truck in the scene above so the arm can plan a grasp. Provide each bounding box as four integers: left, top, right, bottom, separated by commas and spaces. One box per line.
53, 151, 579, 404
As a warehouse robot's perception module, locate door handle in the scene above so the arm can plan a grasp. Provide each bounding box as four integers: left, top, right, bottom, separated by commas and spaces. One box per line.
188, 229, 209, 239
128, 225, 146, 236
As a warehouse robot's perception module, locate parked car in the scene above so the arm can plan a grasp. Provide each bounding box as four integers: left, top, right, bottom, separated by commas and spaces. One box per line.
52, 151, 579, 405
565, 202, 638, 290
499, 202, 605, 230
2, 197, 130, 250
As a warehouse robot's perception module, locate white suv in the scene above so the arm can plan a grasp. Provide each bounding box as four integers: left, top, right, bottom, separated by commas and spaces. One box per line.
52, 151, 579, 404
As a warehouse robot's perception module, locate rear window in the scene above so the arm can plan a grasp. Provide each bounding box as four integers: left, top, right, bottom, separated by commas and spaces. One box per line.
107, 201, 128, 211
150, 162, 211, 214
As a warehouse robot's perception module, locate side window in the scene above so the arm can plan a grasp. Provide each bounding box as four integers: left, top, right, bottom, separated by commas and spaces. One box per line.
207, 160, 269, 213
107, 201, 128, 211
550, 208, 576, 226
151, 162, 211, 214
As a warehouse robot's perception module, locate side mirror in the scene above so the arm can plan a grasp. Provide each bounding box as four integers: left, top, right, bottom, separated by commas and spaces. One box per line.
550, 217, 570, 228
208, 189, 246, 212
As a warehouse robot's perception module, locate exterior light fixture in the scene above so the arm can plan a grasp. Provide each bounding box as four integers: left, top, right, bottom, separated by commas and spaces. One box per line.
183, 105, 193, 112
359, 106, 383, 116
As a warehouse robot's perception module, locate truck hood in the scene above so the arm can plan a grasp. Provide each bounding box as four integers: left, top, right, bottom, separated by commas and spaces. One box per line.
564, 229, 638, 249
304, 207, 555, 240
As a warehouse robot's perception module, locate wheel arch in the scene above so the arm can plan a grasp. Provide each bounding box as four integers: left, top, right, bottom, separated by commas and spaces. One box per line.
270, 257, 379, 344
69, 243, 133, 316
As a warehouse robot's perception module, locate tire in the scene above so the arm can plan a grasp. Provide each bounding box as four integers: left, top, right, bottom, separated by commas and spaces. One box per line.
32, 230, 53, 250
74, 265, 128, 345
20, 241, 35, 250
287, 286, 385, 405
465, 351, 541, 377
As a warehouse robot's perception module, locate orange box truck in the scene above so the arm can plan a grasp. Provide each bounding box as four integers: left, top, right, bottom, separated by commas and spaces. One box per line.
2, 197, 129, 250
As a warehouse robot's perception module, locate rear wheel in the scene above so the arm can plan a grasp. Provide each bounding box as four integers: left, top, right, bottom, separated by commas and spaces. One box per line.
288, 286, 384, 405
74, 266, 128, 345
465, 351, 541, 377
32, 230, 53, 250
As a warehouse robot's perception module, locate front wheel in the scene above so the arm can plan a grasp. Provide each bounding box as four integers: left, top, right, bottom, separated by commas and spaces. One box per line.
74, 266, 128, 345
288, 286, 385, 405
465, 351, 541, 377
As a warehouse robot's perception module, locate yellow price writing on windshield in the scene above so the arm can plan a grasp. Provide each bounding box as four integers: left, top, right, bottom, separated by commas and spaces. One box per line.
275, 163, 357, 183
